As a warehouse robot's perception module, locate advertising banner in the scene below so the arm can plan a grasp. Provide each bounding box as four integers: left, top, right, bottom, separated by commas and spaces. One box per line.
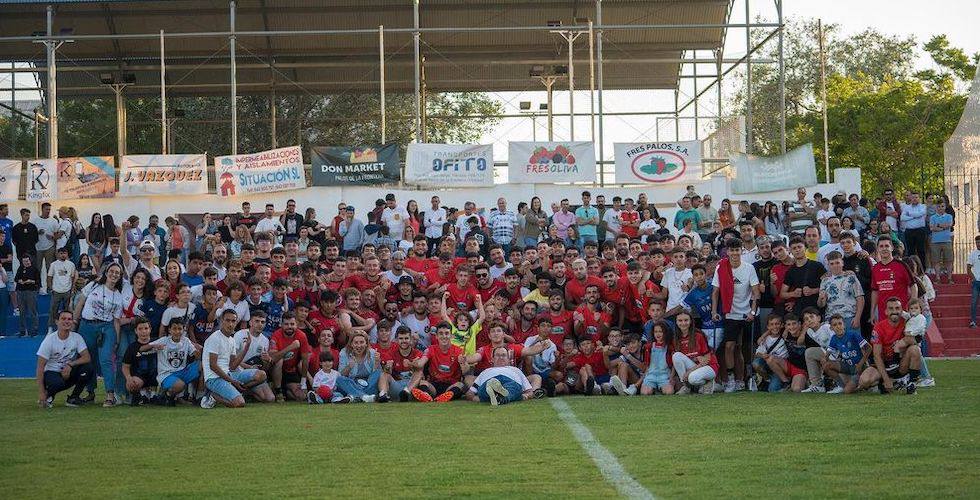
311, 144, 401, 186
42, 157, 116, 200
405, 143, 494, 187
614, 141, 703, 184
731, 143, 818, 194
214, 146, 306, 198
25, 159, 57, 202
120, 154, 209, 196
0, 160, 22, 202
507, 142, 596, 184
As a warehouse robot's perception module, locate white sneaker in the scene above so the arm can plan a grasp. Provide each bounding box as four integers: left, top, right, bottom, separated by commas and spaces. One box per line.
827, 386, 844, 394
199, 394, 216, 409
916, 377, 935, 388
723, 380, 736, 393
676, 384, 691, 395
361, 394, 376, 403
624, 384, 638, 396
748, 377, 758, 392
610, 375, 628, 396
801, 384, 826, 393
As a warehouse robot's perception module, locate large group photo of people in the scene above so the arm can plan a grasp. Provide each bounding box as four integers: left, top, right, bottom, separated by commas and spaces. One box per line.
25, 184, 962, 409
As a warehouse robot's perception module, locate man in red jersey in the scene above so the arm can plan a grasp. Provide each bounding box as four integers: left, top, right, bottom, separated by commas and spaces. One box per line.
405, 236, 436, 274
546, 292, 574, 345
378, 326, 424, 402
445, 265, 478, 312
870, 236, 915, 321
858, 297, 922, 394
339, 288, 378, 348
567, 336, 611, 395
473, 263, 503, 303
268, 313, 312, 402
344, 256, 385, 293
565, 258, 606, 306
411, 322, 469, 402
465, 323, 549, 390
508, 301, 539, 344
321, 258, 348, 293
307, 290, 341, 345
423, 253, 456, 295
574, 284, 612, 342
600, 265, 630, 323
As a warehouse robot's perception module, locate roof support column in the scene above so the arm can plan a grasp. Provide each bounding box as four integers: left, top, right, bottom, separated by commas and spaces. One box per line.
379, 25, 386, 144
745, 0, 752, 154
595, 0, 605, 187
160, 29, 167, 153
46, 5, 58, 158
230, 0, 238, 155
413, 0, 421, 143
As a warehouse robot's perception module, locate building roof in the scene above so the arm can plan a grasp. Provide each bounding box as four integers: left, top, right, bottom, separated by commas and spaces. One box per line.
0, 0, 730, 96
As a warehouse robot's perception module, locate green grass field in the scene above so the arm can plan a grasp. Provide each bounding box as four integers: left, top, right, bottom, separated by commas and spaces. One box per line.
3, 360, 979, 499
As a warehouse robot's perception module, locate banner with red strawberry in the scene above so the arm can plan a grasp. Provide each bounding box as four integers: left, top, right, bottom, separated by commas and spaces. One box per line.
614, 141, 702, 185
508, 141, 596, 184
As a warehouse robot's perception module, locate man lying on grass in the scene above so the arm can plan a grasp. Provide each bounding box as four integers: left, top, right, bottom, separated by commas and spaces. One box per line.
466, 345, 535, 406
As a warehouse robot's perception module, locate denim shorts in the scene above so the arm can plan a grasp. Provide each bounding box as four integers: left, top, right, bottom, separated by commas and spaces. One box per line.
205, 369, 259, 401
389, 378, 410, 395
641, 370, 670, 389
161, 361, 200, 391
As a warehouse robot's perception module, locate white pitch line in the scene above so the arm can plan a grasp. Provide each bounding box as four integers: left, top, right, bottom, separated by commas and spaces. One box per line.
550, 398, 656, 500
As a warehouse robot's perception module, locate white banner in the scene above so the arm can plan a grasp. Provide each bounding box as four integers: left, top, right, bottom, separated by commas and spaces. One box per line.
25, 159, 57, 202
614, 141, 703, 184
731, 143, 818, 194
508, 141, 595, 184
120, 154, 209, 196
406, 144, 494, 187
0, 160, 21, 202
214, 146, 306, 198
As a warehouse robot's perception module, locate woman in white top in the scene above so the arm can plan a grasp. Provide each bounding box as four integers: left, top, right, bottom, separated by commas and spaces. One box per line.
75, 262, 126, 407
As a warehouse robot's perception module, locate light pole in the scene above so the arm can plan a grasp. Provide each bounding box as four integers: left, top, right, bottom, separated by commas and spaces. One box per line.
529, 65, 566, 141
100, 72, 136, 158
519, 102, 549, 142
550, 21, 584, 141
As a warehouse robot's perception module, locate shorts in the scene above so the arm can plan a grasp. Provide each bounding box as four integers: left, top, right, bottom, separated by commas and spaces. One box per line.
884, 354, 903, 379
430, 380, 457, 394
282, 370, 302, 386
161, 361, 200, 391
641, 370, 670, 389
594, 374, 611, 385
206, 369, 261, 401
783, 359, 807, 378
930, 242, 952, 265
837, 361, 859, 376
723, 318, 753, 344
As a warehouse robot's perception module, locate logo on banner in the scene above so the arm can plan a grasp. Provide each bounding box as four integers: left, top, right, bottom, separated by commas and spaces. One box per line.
218, 157, 237, 197
30, 161, 50, 191
350, 148, 378, 163
523, 145, 579, 174
629, 146, 691, 183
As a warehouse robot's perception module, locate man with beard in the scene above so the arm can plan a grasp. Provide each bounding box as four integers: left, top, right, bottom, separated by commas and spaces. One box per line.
781, 236, 824, 315
424, 253, 455, 295
858, 297, 922, 394
473, 263, 503, 304
738, 221, 758, 264
487, 245, 513, 281
405, 236, 436, 274
574, 284, 612, 342
816, 216, 844, 269
565, 258, 605, 307
398, 292, 432, 350
210, 243, 229, 281
509, 301, 540, 344
339, 288, 380, 345
383, 251, 413, 285
615, 234, 632, 261
379, 326, 425, 402
465, 322, 549, 393
870, 237, 915, 320
268, 313, 312, 401
600, 242, 627, 276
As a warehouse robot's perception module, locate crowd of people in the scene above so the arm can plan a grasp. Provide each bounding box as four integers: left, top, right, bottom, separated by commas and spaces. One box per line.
25, 184, 956, 409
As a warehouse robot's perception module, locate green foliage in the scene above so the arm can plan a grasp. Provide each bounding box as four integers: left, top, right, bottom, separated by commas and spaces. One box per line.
0, 91, 501, 160
734, 19, 973, 196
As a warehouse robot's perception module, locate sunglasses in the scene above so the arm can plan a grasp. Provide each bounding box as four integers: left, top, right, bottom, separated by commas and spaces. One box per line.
475, 273, 489, 278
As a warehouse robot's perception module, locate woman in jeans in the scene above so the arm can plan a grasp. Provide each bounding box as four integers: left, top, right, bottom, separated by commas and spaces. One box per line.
523, 197, 546, 248
75, 263, 126, 407
336, 331, 382, 401
15, 254, 40, 337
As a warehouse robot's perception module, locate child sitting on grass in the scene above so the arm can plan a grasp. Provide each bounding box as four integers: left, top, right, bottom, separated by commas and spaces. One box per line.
639, 322, 673, 395
308, 350, 348, 404
752, 315, 790, 392
821, 314, 871, 394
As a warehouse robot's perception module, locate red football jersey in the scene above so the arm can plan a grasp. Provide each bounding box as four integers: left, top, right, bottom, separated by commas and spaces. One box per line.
382, 345, 423, 380
570, 350, 608, 376
575, 304, 612, 341
445, 283, 478, 312
548, 309, 574, 347
405, 257, 436, 274
343, 273, 384, 292
270, 328, 312, 374
872, 319, 907, 358
565, 275, 606, 305
424, 343, 464, 384
871, 260, 912, 320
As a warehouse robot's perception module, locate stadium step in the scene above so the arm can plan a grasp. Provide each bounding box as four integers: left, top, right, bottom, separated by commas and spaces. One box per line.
931, 325, 980, 340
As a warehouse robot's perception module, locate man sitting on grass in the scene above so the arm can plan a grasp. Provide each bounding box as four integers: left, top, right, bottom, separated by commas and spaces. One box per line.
36, 310, 92, 408
858, 297, 923, 395
121, 318, 158, 406
411, 321, 470, 402
200, 309, 276, 408
467, 346, 535, 406
821, 314, 871, 394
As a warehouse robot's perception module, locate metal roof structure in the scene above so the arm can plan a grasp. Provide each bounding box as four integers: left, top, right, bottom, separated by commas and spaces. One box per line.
0, 0, 734, 96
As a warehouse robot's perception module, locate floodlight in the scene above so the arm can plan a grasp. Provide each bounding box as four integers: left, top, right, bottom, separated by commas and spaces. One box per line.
519, 101, 531, 110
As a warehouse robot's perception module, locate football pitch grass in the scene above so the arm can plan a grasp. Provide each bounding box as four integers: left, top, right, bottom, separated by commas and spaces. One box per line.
2, 360, 978, 499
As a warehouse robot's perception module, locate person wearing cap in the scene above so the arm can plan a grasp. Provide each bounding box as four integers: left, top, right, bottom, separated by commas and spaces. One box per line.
339, 205, 366, 253
142, 215, 167, 263
121, 219, 163, 282
380, 194, 410, 249
47, 246, 78, 334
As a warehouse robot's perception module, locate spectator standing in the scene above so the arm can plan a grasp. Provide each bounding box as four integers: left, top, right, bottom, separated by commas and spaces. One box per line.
928, 199, 953, 283
338, 206, 367, 253
142, 215, 167, 263
34, 202, 61, 290
552, 199, 575, 240
15, 254, 40, 337
842, 194, 870, 234
900, 191, 928, 268
423, 195, 448, 255
487, 197, 518, 253
575, 191, 600, 249
280, 199, 305, 242
47, 247, 77, 334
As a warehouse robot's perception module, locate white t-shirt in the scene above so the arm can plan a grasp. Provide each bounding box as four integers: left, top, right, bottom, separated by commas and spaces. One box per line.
203, 331, 236, 381
755, 335, 787, 359
234, 329, 270, 366
55, 217, 72, 249
217, 298, 251, 324
816, 242, 843, 270
968, 250, 980, 281
47, 259, 76, 293
489, 263, 513, 281
816, 209, 835, 241
80, 282, 126, 322
712, 261, 759, 319
36, 331, 87, 372
124, 259, 162, 283
313, 369, 339, 390
602, 208, 622, 239
399, 313, 431, 349
469, 365, 532, 393
523, 336, 557, 373
255, 217, 284, 236
639, 219, 660, 243
661, 267, 693, 312
162, 303, 198, 327
190, 284, 223, 305
149, 335, 197, 384
34, 216, 59, 251
381, 206, 410, 239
